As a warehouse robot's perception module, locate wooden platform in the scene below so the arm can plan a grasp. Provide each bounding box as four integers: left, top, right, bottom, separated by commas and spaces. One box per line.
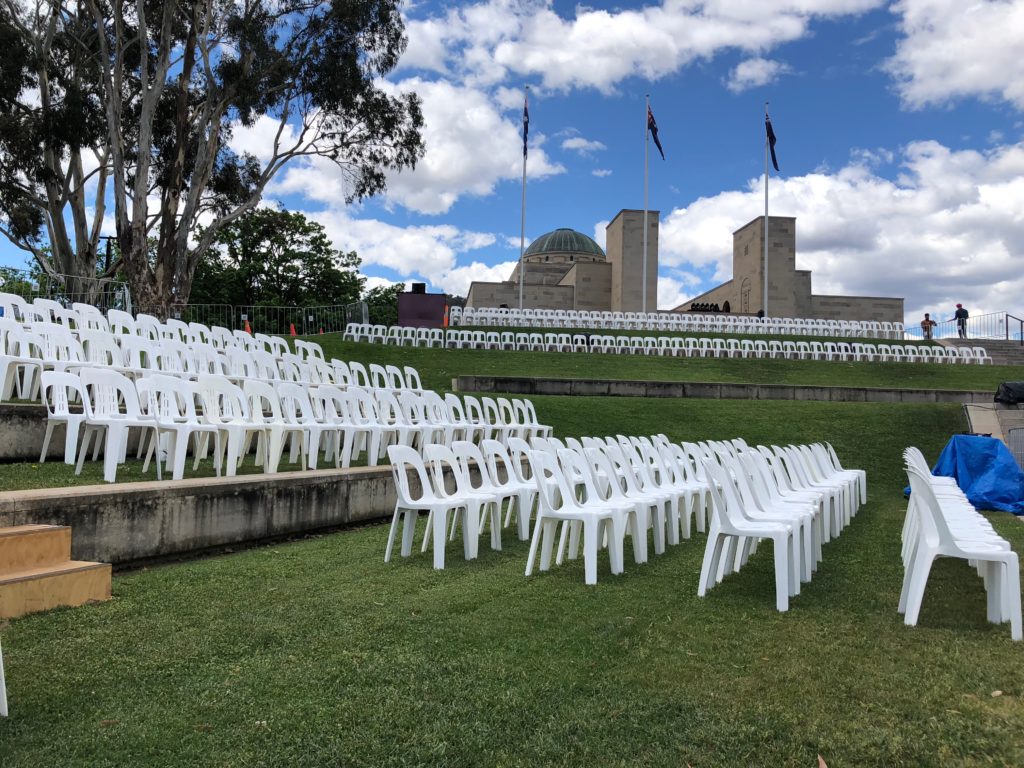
0, 525, 111, 619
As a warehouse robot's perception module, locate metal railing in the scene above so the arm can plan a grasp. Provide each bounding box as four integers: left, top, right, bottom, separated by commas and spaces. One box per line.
0, 266, 131, 312
168, 302, 369, 335
903, 311, 1024, 344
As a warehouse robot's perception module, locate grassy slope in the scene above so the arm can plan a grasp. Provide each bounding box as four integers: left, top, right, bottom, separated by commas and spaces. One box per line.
3, 393, 1024, 767
315, 336, 1024, 394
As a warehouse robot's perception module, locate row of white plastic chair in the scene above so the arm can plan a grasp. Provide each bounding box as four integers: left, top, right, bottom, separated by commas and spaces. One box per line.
386, 434, 708, 579
384, 431, 864, 597
343, 324, 445, 347
0, 292, 337, 360
357, 326, 990, 365
41, 367, 550, 483
451, 306, 905, 339
696, 439, 864, 611
0, 320, 431, 405
900, 448, 1022, 640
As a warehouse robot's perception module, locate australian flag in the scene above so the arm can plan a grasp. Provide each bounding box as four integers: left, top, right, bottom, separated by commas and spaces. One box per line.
766, 113, 779, 172
648, 106, 665, 160
522, 94, 529, 157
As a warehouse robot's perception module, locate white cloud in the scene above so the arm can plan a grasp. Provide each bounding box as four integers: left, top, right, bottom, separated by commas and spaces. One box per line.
657, 275, 691, 311
304, 208, 513, 296
561, 137, 607, 154
726, 57, 793, 93
264, 79, 564, 216
887, 0, 1024, 110
660, 140, 1024, 317
437, 260, 519, 295
401, 0, 883, 94
592, 169, 613, 177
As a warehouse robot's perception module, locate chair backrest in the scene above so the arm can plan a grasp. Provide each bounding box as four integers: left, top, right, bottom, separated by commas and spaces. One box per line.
387, 444, 434, 506
79, 367, 142, 419
195, 374, 251, 422
294, 339, 325, 361
243, 379, 285, 424
40, 370, 85, 418
79, 329, 124, 367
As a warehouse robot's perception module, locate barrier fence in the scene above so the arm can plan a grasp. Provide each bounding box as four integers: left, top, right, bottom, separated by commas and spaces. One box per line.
168, 302, 368, 335
903, 311, 1024, 343
0, 266, 131, 312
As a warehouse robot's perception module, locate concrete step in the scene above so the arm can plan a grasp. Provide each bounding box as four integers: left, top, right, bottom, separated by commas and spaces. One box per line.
0, 525, 72, 577
0, 561, 111, 619
938, 339, 1024, 366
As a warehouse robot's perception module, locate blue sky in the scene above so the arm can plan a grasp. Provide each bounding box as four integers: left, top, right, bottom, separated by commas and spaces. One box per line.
4, 0, 1024, 320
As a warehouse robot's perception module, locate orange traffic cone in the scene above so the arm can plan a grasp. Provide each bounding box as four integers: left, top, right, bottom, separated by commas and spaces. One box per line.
319, 327, 324, 334
443, 305, 449, 329
244, 319, 252, 334
289, 322, 297, 337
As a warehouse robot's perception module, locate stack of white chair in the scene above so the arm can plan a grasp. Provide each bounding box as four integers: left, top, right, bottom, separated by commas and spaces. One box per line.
695, 439, 864, 611
900, 447, 1021, 640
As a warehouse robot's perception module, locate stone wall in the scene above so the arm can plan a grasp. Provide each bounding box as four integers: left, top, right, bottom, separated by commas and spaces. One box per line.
0, 467, 396, 566
559, 262, 612, 311
606, 209, 658, 312
810, 294, 905, 323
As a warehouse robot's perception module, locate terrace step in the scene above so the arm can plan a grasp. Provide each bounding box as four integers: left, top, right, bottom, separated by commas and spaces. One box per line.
938, 339, 1024, 366
0, 525, 72, 576
0, 526, 111, 619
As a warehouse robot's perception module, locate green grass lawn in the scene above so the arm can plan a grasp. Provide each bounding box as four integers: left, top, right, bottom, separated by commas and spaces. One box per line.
3, 395, 1024, 767
313, 335, 1024, 394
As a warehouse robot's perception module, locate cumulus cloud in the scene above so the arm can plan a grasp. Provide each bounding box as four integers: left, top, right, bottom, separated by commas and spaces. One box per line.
437, 260, 519, 295
726, 57, 793, 93
592, 169, 613, 177
660, 140, 1024, 316
562, 137, 607, 154
403, 0, 883, 94
887, 0, 1024, 109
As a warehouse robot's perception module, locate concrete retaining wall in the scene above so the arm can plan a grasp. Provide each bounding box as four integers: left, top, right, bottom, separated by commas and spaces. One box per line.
453, 376, 992, 404
0, 467, 395, 567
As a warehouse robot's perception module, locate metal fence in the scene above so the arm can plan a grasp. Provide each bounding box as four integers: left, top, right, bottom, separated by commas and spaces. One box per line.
902, 311, 1024, 343
1007, 428, 1024, 470
0, 266, 131, 312
168, 302, 369, 334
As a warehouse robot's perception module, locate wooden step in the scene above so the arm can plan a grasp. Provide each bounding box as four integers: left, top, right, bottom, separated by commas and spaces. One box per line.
0, 525, 72, 577
0, 561, 111, 619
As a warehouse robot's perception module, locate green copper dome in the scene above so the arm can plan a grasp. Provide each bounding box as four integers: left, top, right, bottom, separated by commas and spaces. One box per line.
524, 228, 605, 259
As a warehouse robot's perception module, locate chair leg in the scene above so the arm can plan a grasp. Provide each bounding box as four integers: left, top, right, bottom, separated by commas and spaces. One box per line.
431, 508, 449, 570
903, 552, 937, 627
0, 637, 7, 718
583, 518, 600, 585
384, 507, 402, 562
772, 534, 791, 612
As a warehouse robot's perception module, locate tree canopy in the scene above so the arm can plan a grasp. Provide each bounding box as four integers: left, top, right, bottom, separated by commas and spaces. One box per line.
0, 0, 423, 314
190, 208, 364, 307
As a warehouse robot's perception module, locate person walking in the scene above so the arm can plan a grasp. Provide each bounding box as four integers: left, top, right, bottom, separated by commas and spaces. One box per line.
954, 303, 969, 339
920, 313, 937, 340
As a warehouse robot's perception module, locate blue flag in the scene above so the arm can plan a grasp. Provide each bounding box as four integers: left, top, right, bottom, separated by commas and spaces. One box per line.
766, 113, 779, 172
522, 94, 529, 157
648, 106, 665, 160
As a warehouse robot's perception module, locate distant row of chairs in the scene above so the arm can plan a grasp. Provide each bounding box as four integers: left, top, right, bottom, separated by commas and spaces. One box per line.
355, 326, 991, 364
452, 306, 906, 339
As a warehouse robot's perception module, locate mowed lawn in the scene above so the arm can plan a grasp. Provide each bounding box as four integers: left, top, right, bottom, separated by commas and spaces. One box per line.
3, 389, 1024, 766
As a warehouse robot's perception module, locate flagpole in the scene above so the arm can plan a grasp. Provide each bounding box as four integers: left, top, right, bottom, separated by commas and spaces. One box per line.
642, 94, 650, 315
518, 87, 528, 311
763, 101, 769, 318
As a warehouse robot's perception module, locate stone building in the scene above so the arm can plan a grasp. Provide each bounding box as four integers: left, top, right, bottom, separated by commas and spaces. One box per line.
675, 216, 903, 321
465, 209, 658, 312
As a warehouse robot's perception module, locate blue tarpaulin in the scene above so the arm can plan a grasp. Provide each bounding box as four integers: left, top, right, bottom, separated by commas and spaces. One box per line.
927, 434, 1024, 514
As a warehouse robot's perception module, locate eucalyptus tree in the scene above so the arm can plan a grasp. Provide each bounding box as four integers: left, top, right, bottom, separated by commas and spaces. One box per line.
0, 0, 423, 314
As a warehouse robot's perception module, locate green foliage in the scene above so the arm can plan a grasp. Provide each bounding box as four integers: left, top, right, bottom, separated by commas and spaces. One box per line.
190, 209, 364, 307
0, 0, 424, 313
364, 283, 404, 326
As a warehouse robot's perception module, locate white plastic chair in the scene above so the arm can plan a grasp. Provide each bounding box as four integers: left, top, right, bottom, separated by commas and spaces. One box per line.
139, 373, 223, 480
385, 444, 475, 569
699, 459, 798, 611
39, 370, 87, 465
525, 449, 625, 585
901, 466, 1022, 640
194, 374, 263, 476
76, 367, 160, 483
